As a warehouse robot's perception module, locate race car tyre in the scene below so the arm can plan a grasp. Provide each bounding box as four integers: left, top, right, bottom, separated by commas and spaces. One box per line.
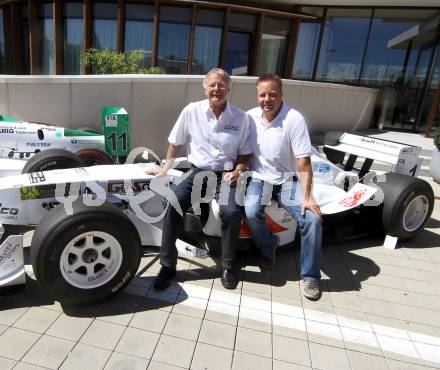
378, 172, 434, 241
31, 201, 141, 305
75, 148, 114, 166
22, 148, 84, 173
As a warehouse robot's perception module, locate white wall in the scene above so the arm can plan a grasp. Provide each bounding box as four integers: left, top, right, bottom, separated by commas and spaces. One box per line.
0, 75, 378, 156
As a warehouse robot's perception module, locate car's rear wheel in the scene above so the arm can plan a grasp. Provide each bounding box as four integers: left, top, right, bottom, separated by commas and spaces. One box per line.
31, 201, 141, 305
377, 172, 434, 241
22, 148, 84, 173
75, 148, 114, 166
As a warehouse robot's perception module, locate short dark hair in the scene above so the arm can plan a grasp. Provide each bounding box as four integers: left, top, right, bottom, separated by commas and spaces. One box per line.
256, 74, 282, 91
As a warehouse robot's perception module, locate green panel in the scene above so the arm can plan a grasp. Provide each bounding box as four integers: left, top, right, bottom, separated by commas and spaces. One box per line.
0, 115, 17, 122
101, 106, 131, 157
64, 128, 102, 136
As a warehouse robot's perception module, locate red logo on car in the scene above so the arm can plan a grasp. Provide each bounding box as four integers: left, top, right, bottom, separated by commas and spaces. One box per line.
339, 188, 367, 207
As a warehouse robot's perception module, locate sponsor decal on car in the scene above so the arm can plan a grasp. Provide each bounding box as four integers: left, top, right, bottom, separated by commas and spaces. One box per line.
26, 142, 51, 148
0, 128, 14, 134
0, 203, 19, 220
339, 188, 368, 208
108, 181, 150, 193
0, 242, 20, 270
28, 172, 46, 184
20, 185, 56, 200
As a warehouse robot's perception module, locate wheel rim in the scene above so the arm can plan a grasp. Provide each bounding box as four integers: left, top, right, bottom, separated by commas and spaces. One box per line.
60, 231, 123, 289
402, 195, 430, 233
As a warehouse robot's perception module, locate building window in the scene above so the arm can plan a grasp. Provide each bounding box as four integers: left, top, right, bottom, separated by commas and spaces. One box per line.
257, 17, 290, 75
157, 6, 192, 74
0, 9, 5, 73
40, 3, 54, 75
225, 12, 256, 76
192, 8, 223, 75
92, 2, 117, 51
21, 6, 30, 74
316, 8, 371, 83
361, 9, 439, 86
64, 3, 83, 74
124, 4, 154, 67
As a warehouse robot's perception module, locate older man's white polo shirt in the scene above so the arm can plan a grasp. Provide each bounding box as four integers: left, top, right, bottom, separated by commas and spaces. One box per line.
247, 103, 312, 184
168, 99, 251, 171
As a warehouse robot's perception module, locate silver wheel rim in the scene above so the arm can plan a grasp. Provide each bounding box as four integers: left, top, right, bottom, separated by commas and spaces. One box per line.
60, 231, 123, 289
402, 195, 429, 233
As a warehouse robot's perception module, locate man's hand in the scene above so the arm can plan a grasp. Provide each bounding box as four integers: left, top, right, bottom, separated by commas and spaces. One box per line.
145, 166, 168, 177
301, 198, 322, 221
223, 170, 241, 187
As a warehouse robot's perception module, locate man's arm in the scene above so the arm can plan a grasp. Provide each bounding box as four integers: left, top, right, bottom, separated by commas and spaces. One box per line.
145, 144, 183, 176
296, 157, 322, 221
224, 154, 252, 187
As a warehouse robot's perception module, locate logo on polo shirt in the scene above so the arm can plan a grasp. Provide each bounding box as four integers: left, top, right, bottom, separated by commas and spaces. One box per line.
223, 124, 239, 131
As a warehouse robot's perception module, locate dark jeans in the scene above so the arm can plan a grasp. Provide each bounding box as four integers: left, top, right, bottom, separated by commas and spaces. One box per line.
160, 167, 242, 270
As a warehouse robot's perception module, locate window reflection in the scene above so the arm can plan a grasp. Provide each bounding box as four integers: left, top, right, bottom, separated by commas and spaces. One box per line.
257, 17, 290, 75
192, 9, 223, 75
64, 3, 83, 74
92, 3, 117, 51
21, 6, 30, 74
292, 22, 321, 79
0, 9, 5, 73
225, 12, 256, 76
40, 3, 54, 75
158, 6, 191, 74
125, 4, 154, 67
317, 8, 371, 82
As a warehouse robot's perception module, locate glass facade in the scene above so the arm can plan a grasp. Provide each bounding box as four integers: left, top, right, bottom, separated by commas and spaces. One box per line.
21, 6, 30, 74
225, 12, 256, 76
92, 3, 117, 51
40, 3, 54, 75
257, 16, 290, 75
64, 3, 83, 74
125, 4, 154, 67
0, 9, 5, 73
192, 9, 223, 75
158, 6, 192, 74
317, 8, 371, 83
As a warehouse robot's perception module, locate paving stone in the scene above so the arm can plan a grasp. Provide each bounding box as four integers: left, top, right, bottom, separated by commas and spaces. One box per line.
104, 352, 149, 370
12, 362, 47, 370
152, 334, 195, 368
172, 296, 207, 318
147, 361, 183, 370
238, 307, 272, 333
0, 356, 16, 369
205, 300, 239, 326
232, 351, 272, 370
0, 327, 40, 360
60, 343, 111, 370
273, 360, 312, 370
115, 327, 160, 358
198, 319, 236, 349
273, 335, 311, 366
0, 306, 29, 326
130, 308, 170, 333
309, 342, 351, 370
46, 313, 93, 341
13, 307, 61, 334
190, 342, 233, 370
80, 320, 125, 350
347, 350, 389, 370
163, 312, 202, 341
235, 327, 272, 358
22, 335, 75, 369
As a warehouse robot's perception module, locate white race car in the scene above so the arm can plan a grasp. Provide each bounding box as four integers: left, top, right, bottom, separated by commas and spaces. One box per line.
0, 133, 434, 305
0, 115, 113, 176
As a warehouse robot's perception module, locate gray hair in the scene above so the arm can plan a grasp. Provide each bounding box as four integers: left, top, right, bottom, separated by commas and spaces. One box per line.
202, 68, 232, 89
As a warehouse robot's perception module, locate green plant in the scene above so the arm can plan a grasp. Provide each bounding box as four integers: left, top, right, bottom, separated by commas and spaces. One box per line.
83, 48, 165, 75
435, 125, 440, 151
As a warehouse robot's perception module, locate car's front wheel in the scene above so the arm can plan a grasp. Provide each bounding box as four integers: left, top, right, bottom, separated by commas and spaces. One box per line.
31, 201, 141, 305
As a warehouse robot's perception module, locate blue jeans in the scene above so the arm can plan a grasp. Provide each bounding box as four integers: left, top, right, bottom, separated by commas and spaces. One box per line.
244, 179, 322, 281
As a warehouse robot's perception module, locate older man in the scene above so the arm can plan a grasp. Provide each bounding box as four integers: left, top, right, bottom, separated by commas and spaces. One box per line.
245, 74, 323, 300
147, 68, 251, 290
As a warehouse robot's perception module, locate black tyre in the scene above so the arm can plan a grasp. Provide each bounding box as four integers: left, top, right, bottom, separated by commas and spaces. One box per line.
75, 148, 114, 166
31, 201, 141, 305
377, 172, 434, 241
22, 149, 84, 173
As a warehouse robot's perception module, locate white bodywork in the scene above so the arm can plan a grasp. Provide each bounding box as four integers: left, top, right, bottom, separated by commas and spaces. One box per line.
0, 119, 105, 177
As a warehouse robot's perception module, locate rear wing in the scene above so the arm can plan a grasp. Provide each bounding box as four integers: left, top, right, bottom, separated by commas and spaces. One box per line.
324, 133, 422, 177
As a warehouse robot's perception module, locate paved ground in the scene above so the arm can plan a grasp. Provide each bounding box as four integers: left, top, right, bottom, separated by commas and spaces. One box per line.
1, 131, 440, 370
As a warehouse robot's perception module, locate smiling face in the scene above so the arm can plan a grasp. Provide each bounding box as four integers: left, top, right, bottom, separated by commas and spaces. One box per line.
204, 73, 230, 111
257, 80, 283, 122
